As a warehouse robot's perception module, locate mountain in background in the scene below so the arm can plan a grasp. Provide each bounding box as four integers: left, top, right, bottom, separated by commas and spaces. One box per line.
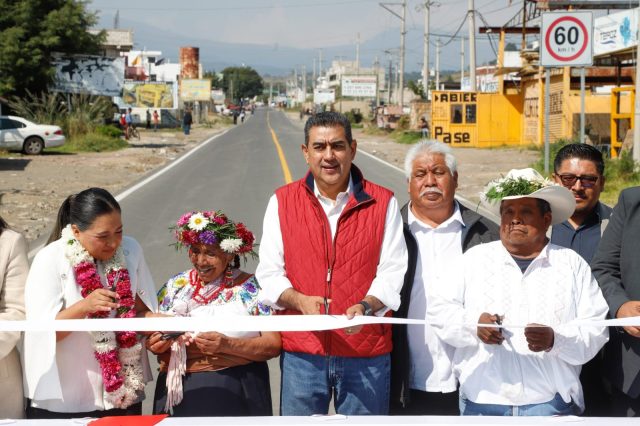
98, 15, 497, 77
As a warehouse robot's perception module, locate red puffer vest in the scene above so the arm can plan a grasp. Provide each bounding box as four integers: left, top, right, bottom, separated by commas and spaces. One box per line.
275, 165, 393, 357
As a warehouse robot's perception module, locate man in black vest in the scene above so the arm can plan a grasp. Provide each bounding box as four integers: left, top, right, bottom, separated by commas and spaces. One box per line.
390, 140, 499, 415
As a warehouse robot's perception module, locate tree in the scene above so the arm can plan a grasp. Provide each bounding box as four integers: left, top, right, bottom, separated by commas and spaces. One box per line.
221, 66, 264, 103
202, 70, 222, 89
407, 80, 425, 99
0, 0, 104, 97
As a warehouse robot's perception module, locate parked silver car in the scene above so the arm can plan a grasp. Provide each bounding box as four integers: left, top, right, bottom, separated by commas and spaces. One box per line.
0, 115, 65, 155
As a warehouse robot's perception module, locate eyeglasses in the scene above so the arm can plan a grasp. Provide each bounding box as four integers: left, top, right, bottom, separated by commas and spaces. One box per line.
556, 173, 599, 188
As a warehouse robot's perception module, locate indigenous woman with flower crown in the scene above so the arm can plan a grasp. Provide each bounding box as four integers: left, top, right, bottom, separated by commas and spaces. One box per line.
23, 188, 158, 419
147, 210, 280, 416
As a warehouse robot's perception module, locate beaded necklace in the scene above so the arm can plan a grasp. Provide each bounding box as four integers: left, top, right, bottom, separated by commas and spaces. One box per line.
189, 267, 234, 305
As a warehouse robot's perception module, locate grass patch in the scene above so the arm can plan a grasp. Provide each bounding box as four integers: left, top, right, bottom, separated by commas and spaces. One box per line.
392, 131, 423, 145
51, 133, 128, 153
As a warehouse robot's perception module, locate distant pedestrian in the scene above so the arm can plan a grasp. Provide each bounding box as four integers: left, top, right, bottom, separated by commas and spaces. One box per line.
125, 108, 133, 140
419, 117, 430, 139
183, 108, 193, 135
119, 114, 127, 139
153, 110, 159, 132
240, 110, 246, 123
146, 109, 151, 129
233, 110, 238, 125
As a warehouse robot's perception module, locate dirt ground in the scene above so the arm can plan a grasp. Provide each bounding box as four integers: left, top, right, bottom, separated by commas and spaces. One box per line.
0, 112, 539, 246
0, 125, 229, 245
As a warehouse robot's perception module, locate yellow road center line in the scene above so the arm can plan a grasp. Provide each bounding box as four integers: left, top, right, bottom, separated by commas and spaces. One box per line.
267, 111, 293, 184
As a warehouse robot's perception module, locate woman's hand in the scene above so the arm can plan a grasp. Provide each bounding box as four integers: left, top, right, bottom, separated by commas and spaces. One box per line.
193, 331, 227, 356
146, 332, 175, 354
81, 288, 119, 316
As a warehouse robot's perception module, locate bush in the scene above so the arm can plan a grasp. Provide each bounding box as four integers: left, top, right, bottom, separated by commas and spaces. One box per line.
396, 115, 410, 131
95, 124, 123, 139
8, 91, 114, 140
54, 133, 128, 153
344, 109, 363, 124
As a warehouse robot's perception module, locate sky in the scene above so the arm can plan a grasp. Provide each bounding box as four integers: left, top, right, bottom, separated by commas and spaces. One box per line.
85, 0, 540, 73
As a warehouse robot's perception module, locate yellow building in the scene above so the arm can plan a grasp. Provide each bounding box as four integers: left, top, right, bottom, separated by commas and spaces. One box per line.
431, 66, 627, 149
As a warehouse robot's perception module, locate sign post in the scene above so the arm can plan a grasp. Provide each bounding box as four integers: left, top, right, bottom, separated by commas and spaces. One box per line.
541, 12, 593, 173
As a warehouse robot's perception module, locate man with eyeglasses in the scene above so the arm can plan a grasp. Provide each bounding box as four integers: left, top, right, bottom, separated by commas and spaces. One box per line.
550, 143, 612, 417
550, 144, 612, 265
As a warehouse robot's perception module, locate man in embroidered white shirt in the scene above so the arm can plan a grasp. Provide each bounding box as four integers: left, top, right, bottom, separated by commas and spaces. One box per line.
429, 168, 609, 416
256, 112, 407, 415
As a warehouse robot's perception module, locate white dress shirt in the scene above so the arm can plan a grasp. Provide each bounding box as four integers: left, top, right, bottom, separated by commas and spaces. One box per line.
256, 177, 407, 313
407, 202, 463, 393
23, 236, 158, 413
428, 241, 609, 411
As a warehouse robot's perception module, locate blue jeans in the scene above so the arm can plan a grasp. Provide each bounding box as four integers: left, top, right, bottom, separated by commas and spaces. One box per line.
280, 351, 390, 416
460, 393, 578, 416
183, 124, 191, 135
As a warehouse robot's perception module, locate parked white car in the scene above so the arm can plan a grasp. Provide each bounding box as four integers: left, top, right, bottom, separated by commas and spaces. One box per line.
0, 115, 65, 155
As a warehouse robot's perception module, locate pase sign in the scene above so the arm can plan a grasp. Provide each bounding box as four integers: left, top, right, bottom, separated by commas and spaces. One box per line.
541, 12, 593, 67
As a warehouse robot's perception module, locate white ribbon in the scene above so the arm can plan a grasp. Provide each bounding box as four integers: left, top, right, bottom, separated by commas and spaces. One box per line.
1, 315, 639, 333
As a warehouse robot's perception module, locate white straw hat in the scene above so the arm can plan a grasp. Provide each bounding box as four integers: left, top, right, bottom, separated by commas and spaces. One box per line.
481, 168, 575, 225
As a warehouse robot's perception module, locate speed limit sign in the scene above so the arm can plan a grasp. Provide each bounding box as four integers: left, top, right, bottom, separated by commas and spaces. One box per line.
541, 12, 593, 67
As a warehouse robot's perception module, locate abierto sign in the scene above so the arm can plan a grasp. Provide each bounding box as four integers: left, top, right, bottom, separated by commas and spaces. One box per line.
541, 12, 593, 67
341, 75, 377, 98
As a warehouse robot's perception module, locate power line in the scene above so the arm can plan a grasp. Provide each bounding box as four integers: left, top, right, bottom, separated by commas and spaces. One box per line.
92, 0, 372, 12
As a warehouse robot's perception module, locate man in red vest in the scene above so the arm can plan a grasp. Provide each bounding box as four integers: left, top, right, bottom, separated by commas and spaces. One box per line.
256, 111, 407, 415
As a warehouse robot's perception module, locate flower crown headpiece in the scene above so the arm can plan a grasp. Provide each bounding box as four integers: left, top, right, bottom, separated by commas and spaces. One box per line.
171, 210, 257, 260
481, 168, 556, 205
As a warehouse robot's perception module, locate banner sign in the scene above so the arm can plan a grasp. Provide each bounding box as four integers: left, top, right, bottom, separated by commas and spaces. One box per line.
51, 55, 125, 96
180, 79, 212, 101
121, 82, 176, 108
341, 75, 377, 98
594, 8, 638, 56
313, 88, 335, 104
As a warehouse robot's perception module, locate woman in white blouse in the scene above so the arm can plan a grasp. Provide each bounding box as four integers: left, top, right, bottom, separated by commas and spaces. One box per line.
23, 188, 158, 419
0, 216, 28, 419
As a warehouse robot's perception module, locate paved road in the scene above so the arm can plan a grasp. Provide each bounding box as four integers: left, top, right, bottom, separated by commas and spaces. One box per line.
118, 108, 409, 414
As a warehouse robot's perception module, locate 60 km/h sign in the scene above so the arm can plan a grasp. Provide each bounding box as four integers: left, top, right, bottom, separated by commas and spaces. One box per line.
541, 12, 593, 67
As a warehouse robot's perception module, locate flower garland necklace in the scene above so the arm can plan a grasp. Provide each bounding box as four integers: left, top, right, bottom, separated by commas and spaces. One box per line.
62, 225, 144, 409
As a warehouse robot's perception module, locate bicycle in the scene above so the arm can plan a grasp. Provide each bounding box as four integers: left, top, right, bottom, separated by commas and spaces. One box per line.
129, 124, 141, 140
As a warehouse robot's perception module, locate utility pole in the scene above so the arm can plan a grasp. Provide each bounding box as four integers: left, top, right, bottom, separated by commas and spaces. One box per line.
318, 49, 323, 82
302, 64, 307, 104
380, 1, 406, 106
268, 80, 273, 106
399, 0, 406, 107
312, 58, 317, 89
374, 56, 380, 107
468, 0, 477, 91
356, 32, 360, 75
388, 59, 393, 105
460, 36, 465, 90
422, 2, 431, 100
395, 62, 400, 104
435, 38, 441, 91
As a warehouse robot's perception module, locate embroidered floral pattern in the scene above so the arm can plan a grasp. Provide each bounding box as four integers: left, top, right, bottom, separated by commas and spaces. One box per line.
157, 270, 271, 316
